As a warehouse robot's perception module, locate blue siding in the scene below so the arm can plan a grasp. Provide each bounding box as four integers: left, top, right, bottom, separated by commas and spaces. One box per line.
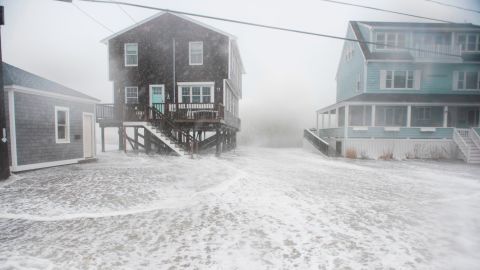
347, 127, 453, 139
366, 62, 480, 94
336, 25, 365, 102
318, 128, 344, 138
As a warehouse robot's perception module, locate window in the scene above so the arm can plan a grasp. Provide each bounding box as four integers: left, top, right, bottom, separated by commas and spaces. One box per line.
345, 42, 354, 61
124, 43, 138, 66
455, 71, 480, 90
376, 32, 406, 50
384, 70, 415, 89
458, 34, 480, 52
375, 106, 407, 126
349, 105, 372, 126
415, 107, 431, 121
55, 106, 70, 143
355, 73, 362, 92
189, 42, 203, 65
411, 106, 444, 127
202, 87, 211, 103
178, 83, 214, 103
125, 87, 139, 104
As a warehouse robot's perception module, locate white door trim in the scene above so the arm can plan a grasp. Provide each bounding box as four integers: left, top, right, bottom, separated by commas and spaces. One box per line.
149, 84, 165, 107
82, 112, 95, 158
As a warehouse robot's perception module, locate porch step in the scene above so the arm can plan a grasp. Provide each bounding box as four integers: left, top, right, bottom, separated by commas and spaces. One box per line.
454, 128, 480, 164
142, 124, 186, 156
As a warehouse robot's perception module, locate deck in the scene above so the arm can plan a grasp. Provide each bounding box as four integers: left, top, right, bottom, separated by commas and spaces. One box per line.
96, 103, 241, 130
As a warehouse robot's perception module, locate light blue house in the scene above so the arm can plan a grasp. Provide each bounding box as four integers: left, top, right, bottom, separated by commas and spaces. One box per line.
308, 21, 480, 163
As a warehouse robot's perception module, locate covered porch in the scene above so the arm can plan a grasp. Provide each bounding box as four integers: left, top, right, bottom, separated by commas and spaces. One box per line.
316, 94, 480, 141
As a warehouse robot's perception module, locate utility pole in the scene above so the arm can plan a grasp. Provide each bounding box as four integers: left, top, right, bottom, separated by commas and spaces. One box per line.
0, 5, 10, 180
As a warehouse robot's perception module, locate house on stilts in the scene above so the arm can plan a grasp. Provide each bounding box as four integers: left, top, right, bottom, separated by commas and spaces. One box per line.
305, 21, 480, 162
96, 12, 244, 156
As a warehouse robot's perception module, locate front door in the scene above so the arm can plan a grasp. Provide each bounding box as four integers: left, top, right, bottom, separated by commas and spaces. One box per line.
83, 113, 94, 158
149, 85, 165, 113
466, 108, 480, 127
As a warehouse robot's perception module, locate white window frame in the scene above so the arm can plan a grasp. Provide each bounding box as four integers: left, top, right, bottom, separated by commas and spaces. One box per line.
455, 71, 480, 91
457, 33, 480, 52
375, 32, 406, 50
383, 70, 415, 89
55, 106, 70, 144
124, 43, 138, 67
189, 41, 204, 65
125, 86, 139, 104
177, 82, 214, 103
415, 107, 432, 121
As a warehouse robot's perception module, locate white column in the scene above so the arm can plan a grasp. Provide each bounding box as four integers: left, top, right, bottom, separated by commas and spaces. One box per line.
371, 105, 376, 127
443, 106, 448, 128
407, 105, 412, 127
343, 105, 349, 156
328, 110, 331, 128
335, 108, 339, 128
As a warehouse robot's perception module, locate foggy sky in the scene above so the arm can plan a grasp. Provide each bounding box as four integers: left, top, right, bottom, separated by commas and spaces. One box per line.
2, 0, 480, 146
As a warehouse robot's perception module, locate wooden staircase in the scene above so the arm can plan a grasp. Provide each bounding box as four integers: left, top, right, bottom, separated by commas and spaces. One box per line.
303, 128, 330, 156
453, 128, 480, 164
123, 105, 197, 156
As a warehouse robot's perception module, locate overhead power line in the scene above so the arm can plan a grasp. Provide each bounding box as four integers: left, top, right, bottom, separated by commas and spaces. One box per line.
73, 2, 114, 33
318, 0, 453, 23
64, 0, 462, 57
425, 0, 480, 14
110, 0, 136, 23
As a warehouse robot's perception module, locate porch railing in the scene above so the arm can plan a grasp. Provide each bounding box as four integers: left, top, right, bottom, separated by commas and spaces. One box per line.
469, 128, 480, 149
304, 128, 330, 156
453, 128, 470, 162
96, 103, 115, 120
411, 44, 462, 59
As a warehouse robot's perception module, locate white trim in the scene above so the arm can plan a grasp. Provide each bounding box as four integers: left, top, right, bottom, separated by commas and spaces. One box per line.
177, 81, 214, 86
189, 41, 204, 66
55, 106, 70, 144
125, 86, 139, 104
177, 83, 215, 103
124, 43, 138, 67
82, 112, 95, 159
11, 158, 84, 172
149, 84, 165, 107
8, 90, 17, 168
384, 127, 400, 131
420, 127, 436, 132
4, 85, 99, 104
101, 12, 236, 44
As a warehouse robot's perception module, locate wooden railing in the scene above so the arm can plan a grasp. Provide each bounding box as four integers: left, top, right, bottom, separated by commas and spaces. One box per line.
304, 128, 330, 156
96, 103, 115, 120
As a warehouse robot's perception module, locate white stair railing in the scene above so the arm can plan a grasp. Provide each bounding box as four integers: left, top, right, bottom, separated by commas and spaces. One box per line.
469, 128, 480, 149
453, 129, 471, 162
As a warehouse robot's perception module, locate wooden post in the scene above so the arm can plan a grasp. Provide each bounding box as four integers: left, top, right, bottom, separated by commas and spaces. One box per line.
215, 128, 222, 156
233, 132, 237, 149
101, 127, 105, 152
134, 127, 139, 150
145, 130, 151, 154
118, 127, 124, 151
0, 6, 9, 180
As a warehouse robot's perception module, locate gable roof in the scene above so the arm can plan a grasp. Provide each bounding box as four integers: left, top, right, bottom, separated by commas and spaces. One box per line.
356, 21, 480, 30
101, 12, 237, 44
3, 62, 100, 102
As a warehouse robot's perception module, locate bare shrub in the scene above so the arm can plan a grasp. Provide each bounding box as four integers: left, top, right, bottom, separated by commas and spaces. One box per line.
379, 150, 394, 160
345, 148, 357, 159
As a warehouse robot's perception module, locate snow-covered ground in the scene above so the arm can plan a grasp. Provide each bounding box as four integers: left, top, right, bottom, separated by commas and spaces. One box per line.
0, 147, 479, 270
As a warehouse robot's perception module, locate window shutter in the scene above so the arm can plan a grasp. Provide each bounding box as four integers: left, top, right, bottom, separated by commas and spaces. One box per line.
414, 70, 422, 90
379, 70, 387, 89
452, 71, 458, 90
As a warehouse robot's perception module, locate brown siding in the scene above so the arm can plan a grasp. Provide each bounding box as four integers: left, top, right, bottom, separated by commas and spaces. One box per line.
108, 13, 229, 106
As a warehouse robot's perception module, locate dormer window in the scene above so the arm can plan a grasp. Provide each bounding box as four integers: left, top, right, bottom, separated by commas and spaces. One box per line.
189, 42, 203, 65
375, 32, 406, 50
124, 43, 138, 66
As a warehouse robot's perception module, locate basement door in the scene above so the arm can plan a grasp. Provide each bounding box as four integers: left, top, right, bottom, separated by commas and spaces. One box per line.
149, 84, 165, 113
83, 113, 95, 158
